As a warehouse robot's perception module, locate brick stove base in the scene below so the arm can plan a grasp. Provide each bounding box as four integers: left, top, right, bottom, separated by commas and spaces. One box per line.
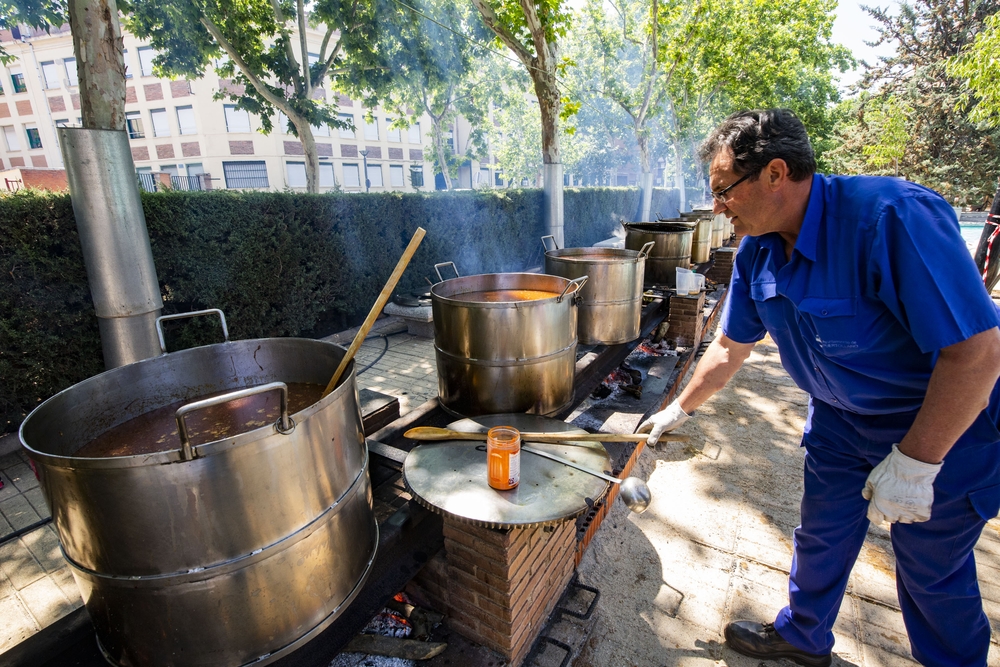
407, 517, 577, 666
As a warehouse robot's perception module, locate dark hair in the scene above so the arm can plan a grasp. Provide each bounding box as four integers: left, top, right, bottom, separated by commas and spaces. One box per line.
699, 109, 816, 182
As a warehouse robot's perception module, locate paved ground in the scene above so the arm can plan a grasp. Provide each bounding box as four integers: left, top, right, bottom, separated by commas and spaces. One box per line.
4, 319, 1000, 666
574, 332, 1000, 666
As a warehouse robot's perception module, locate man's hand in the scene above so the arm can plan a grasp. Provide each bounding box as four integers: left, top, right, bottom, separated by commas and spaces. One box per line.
862, 444, 943, 524
637, 400, 691, 445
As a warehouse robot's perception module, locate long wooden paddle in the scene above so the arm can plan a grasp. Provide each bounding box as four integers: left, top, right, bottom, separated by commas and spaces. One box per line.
404, 426, 689, 443
322, 227, 427, 398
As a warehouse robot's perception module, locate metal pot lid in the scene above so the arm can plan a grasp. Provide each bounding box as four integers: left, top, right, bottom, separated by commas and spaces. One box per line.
402, 414, 610, 529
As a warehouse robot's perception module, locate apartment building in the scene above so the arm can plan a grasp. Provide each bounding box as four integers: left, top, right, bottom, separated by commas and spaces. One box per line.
0, 24, 436, 193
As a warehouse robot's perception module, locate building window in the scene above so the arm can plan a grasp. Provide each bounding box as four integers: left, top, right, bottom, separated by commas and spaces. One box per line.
63, 58, 78, 86
40, 61, 60, 89
224, 105, 251, 133
319, 163, 335, 187
409, 165, 424, 187
3, 125, 21, 151
367, 163, 383, 187
495, 171, 504, 186
312, 123, 330, 137
286, 162, 307, 187
277, 112, 290, 134
160, 164, 179, 177
10, 68, 26, 94
25, 126, 41, 149
223, 161, 269, 189
387, 121, 400, 143
150, 108, 170, 137
122, 50, 133, 79
364, 118, 379, 141
477, 168, 491, 186
389, 164, 404, 187
137, 47, 155, 77
407, 123, 421, 144
343, 163, 360, 188
176, 106, 196, 134
125, 111, 144, 139
54, 119, 69, 128
338, 113, 355, 139
136, 167, 156, 192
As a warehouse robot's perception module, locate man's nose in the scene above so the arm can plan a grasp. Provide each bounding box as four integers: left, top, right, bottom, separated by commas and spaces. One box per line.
712, 198, 728, 215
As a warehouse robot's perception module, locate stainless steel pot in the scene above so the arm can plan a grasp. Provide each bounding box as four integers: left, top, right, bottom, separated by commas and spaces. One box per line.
542, 236, 653, 345
19, 310, 377, 667
711, 214, 725, 248
431, 264, 586, 417
692, 219, 712, 264
622, 222, 694, 287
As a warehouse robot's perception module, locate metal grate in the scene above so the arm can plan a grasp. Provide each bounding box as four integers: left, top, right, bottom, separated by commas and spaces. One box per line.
223, 161, 269, 189
170, 174, 204, 191
136, 172, 158, 193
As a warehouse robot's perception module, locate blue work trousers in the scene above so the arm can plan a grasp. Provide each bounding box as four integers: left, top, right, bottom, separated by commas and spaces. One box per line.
772, 398, 1000, 666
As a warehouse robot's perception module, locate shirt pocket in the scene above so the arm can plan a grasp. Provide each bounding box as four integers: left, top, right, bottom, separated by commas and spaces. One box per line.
797, 297, 859, 356
750, 281, 778, 302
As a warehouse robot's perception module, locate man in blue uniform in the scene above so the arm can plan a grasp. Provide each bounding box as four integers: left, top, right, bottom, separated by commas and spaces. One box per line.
639, 109, 1000, 667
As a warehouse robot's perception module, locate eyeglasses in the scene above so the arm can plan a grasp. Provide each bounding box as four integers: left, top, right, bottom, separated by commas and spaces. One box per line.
710, 171, 754, 204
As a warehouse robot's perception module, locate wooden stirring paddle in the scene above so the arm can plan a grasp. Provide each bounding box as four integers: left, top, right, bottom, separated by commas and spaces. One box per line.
322, 227, 427, 398
404, 426, 689, 443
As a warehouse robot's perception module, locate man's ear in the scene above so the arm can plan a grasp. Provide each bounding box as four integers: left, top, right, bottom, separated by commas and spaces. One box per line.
765, 159, 790, 190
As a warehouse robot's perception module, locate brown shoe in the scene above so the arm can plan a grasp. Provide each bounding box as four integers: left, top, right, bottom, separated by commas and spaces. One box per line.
724, 621, 832, 667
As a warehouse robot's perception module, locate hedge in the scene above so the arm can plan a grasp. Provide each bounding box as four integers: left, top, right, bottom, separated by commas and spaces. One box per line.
1, 186, 679, 432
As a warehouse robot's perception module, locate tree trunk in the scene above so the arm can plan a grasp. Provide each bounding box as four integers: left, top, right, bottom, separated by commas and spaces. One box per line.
673, 138, 686, 213
636, 125, 652, 221
290, 115, 320, 193
533, 67, 563, 246
69, 0, 126, 130
431, 118, 453, 190
689, 136, 705, 205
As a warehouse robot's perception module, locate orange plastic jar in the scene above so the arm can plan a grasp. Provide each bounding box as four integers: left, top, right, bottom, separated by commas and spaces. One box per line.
487, 426, 521, 490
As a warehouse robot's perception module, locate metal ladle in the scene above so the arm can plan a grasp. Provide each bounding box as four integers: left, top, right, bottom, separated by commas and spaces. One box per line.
520, 443, 652, 514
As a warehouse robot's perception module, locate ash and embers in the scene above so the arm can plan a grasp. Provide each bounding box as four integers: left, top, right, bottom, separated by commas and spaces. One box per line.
591, 339, 676, 401
330, 593, 422, 667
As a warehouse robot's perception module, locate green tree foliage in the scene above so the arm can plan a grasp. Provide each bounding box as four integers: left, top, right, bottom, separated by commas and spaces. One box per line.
382, 0, 494, 189
860, 95, 911, 173
0, 0, 65, 61
827, 0, 1000, 208
125, 0, 396, 193
948, 13, 1000, 126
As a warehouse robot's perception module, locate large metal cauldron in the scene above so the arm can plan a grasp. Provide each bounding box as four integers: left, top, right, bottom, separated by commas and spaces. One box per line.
542, 236, 653, 345
622, 222, 694, 287
431, 264, 586, 417
692, 219, 712, 264
19, 311, 377, 667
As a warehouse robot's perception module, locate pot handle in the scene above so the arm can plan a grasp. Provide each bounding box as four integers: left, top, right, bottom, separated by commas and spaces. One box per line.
174, 382, 294, 461
156, 308, 229, 354
557, 275, 589, 303
541, 235, 560, 252
434, 262, 460, 282
637, 241, 655, 260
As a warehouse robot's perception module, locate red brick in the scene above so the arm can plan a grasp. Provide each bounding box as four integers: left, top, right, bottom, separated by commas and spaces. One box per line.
229, 140, 254, 155
337, 94, 353, 107
31, 155, 46, 168
341, 143, 358, 158
316, 143, 333, 157
409, 148, 423, 161
388, 147, 403, 159
0, 103, 9, 118
125, 87, 137, 104
283, 140, 303, 155
169, 80, 191, 98
155, 144, 175, 159
47, 96, 66, 112
143, 83, 163, 101
10, 157, 25, 167
71, 93, 80, 110
17, 168, 66, 190
15, 100, 32, 116
364, 146, 382, 158
181, 142, 200, 157
131, 146, 149, 162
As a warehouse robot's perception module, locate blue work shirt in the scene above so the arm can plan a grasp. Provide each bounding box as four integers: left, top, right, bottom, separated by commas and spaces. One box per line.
721, 173, 1000, 416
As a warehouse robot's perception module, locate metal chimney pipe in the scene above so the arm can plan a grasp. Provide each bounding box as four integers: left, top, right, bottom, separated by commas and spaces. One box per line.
59, 127, 163, 368
543, 162, 564, 249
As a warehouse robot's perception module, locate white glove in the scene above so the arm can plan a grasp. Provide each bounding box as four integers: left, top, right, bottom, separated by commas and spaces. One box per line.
862, 444, 943, 525
637, 400, 691, 445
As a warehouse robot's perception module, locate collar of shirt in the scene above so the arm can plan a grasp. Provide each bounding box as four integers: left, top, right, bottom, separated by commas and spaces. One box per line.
791, 173, 824, 262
